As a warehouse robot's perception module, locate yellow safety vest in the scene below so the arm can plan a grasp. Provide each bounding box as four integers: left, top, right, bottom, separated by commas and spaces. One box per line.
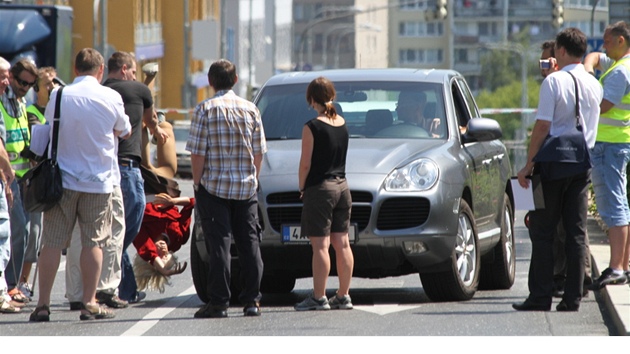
0, 99, 31, 177
596, 57, 630, 143
26, 105, 46, 124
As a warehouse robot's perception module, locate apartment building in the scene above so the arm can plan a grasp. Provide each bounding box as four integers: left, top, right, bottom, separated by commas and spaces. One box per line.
390, 0, 609, 92
292, 0, 389, 70
609, 0, 630, 25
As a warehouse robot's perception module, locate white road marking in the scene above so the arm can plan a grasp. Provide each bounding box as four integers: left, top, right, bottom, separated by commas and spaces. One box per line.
354, 304, 423, 315
121, 286, 197, 336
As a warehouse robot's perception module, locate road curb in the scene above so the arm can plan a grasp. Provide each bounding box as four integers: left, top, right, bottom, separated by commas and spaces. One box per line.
587, 216, 630, 336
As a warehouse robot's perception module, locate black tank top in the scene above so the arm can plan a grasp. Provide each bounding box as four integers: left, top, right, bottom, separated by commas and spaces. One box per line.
304, 118, 349, 189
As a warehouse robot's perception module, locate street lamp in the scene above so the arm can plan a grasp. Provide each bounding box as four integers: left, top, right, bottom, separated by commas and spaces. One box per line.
322, 23, 380, 69
333, 24, 382, 69
296, 6, 364, 69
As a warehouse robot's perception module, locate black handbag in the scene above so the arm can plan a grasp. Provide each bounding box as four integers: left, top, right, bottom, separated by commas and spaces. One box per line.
19, 87, 65, 212
533, 72, 591, 180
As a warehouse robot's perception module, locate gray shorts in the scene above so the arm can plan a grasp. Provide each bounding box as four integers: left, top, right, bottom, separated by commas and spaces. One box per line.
301, 177, 351, 237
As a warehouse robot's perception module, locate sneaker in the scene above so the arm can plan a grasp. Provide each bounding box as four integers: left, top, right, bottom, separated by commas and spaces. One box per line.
17, 282, 33, 299
328, 294, 353, 310
128, 291, 146, 304
294, 295, 330, 311
587, 268, 627, 291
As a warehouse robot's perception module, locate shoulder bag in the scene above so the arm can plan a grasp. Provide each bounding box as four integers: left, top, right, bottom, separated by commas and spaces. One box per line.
533, 72, 592, 180
19, 87, 65, 212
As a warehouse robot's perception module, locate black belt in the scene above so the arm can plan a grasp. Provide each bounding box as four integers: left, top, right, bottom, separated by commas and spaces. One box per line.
119, 157, 140, 168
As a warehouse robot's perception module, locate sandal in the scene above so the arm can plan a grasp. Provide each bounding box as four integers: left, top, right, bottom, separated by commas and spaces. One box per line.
8, 288, 29, 303
29, 304, 50, 322
79, 302, 115, 321
0, 300, 21, 313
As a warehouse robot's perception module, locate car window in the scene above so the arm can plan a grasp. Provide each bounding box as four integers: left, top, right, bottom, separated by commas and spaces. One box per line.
256, 81, 446, 139
172, 125, 190, 142
455, 78, 480, 119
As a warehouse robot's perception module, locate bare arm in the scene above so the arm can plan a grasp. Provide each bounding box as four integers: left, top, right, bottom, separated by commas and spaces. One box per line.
583, 52, 602, 73
191, 154, 205, 187
298, 125, 314, 194
143, 108, 168, 145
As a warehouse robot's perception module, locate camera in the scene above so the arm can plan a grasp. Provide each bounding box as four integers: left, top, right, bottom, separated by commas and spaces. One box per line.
539, 59, 551, 70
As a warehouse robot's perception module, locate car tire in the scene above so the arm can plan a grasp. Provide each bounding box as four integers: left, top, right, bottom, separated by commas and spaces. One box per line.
479, 193, 516, 290
420, 199, 480, 302
261, 274, 296, 294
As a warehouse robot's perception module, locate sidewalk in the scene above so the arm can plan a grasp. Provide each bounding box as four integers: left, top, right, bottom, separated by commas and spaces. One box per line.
587, 216, 630, 336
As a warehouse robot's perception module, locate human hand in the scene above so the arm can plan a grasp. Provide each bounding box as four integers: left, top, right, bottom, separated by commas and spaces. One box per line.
169, 261, 187, 276
152, 126, 169, 145
517, 163, 534, 189
153, 193, 174, 208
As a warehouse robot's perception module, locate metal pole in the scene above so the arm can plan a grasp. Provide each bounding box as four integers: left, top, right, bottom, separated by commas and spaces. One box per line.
101, 0, 107, 58
247, 0, 253, 100
93, 0, 99, 50
183, 0, 191, 111
591, 0, 601, 38
220, 0, 227, 58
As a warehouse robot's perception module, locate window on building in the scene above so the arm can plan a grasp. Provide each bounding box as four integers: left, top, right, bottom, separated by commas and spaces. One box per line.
399, 21, 443, 37
399, 48, 443, 65
399, 0, 429, 10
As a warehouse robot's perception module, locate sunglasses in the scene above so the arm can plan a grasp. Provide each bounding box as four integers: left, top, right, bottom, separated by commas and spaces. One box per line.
15, 77, 37, 88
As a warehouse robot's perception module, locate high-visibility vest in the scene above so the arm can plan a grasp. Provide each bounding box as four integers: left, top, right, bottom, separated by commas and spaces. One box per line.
0, 99, 31, 177
596, 57, 630, 143
26, 105, 46, 124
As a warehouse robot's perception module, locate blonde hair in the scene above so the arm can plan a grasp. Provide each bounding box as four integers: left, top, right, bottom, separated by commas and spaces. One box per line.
133, 252, 178, 293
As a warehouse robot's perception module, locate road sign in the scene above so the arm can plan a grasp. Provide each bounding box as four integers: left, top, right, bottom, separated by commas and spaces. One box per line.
587, 38, 604, 53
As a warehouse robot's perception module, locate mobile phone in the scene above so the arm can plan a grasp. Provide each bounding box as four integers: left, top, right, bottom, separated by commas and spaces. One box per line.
539, 59, 551, 70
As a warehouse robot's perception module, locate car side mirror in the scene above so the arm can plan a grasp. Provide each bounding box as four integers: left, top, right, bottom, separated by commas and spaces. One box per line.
461, 117, 503, 143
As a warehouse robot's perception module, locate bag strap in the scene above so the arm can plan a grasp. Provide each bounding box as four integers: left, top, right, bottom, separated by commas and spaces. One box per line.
50, 87, 64, 162
567, 71, 580, 128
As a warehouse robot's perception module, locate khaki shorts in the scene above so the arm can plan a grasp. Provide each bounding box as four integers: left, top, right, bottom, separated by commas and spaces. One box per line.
41, 189, 113, 249
301, 178, 351, 237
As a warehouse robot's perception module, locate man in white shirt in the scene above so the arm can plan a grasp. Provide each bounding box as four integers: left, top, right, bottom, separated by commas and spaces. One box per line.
515, 28, 603, 312
29, 48, 131, 322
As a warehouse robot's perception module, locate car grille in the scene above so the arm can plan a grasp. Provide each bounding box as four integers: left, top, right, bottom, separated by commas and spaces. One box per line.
376, 197, 430, 230
265, 191, 373, 232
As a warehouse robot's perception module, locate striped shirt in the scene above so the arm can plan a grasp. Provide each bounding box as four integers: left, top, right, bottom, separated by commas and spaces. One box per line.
186, 90, 267, 200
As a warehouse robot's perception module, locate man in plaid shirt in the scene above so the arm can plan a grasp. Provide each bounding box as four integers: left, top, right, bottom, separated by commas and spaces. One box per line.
187, 59, 267, 319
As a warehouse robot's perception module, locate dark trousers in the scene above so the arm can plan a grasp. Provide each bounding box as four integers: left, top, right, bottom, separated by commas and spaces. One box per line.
195, 185, 263, 307
527, 171, 589, 307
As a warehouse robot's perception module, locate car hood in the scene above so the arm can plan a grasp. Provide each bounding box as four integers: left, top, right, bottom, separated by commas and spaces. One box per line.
261, 139, 446, 177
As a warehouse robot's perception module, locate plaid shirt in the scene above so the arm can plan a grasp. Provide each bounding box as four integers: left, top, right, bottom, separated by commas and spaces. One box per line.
186, 90, 267, 200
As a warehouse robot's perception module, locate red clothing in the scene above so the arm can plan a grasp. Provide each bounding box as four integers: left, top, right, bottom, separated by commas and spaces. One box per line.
134, 198, 195, 264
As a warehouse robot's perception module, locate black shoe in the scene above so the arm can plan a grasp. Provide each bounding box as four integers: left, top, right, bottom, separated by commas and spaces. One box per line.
96, 292, 129, 309
128, 291, 146, 304
512, 300, 551, 312
69, 302, 83, 311
587, 268, 627, 291
194, 303, 228, 319
243, 302, 261, 317
556, 300, 579, 312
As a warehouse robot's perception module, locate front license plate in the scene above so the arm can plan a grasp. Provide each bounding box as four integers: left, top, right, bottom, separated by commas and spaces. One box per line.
281, 224, 357, 244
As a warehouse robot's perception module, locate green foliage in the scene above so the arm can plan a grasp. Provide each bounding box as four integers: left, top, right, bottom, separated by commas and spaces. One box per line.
475, 78, 541, 140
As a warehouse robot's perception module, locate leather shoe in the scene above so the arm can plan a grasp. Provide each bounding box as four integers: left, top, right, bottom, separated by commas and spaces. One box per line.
556, 300, 579, 312
512, 300, 550, 311
96, 292, 129, 309
243, 302, 261, 317
69, 301, 83, 311
194, 303, 228, 319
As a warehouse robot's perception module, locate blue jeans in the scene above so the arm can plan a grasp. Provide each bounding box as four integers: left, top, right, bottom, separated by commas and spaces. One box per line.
5, 179, 29, 289
590, 142, 630, 228
117, 165, 145, 301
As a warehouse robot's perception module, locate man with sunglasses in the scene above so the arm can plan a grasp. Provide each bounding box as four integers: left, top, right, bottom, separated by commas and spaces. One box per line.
0, 58, 37, 307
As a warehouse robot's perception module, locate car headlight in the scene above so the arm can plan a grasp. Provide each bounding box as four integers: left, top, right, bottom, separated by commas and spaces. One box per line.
384, 158, 439, 192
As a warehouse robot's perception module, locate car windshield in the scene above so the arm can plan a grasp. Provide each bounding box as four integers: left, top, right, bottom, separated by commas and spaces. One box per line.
173, 125, 189, 142
256, 81, 446, 140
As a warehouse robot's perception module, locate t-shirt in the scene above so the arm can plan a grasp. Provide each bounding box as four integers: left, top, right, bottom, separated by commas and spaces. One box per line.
103, 78, 153, 161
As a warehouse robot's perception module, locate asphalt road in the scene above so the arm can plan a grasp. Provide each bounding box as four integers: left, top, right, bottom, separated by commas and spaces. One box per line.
0, 178, 615, 340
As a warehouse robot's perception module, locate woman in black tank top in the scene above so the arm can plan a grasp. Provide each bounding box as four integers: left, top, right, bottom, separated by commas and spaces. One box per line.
294, 77, 355, 311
